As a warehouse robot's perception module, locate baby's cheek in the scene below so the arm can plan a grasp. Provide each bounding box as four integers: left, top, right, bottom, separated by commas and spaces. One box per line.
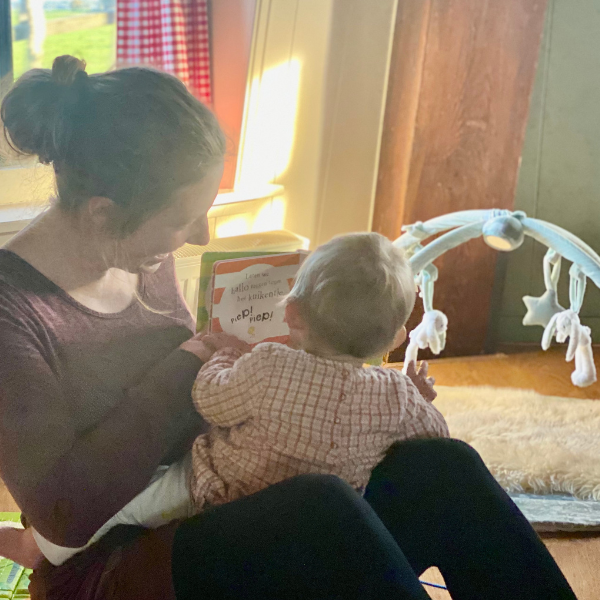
287, 329, 302, 349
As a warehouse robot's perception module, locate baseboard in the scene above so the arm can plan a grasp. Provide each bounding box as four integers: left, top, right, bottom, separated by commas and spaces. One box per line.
497, 342, 600, 355
496, 342, 545, 355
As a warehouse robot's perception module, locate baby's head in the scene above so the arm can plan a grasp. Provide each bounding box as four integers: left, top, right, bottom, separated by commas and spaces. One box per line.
285, 233, 416, 359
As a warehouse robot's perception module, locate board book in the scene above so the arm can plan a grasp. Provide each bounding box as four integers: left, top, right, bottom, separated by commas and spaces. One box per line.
196, 251, 284, 333
0, 514, 31, 599
205, 251, 308, 346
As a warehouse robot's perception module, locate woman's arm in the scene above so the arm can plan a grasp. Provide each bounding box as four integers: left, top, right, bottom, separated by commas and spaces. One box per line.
0, 304, 204, 547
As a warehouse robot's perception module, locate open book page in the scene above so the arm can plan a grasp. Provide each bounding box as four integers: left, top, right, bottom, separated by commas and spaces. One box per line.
209, 252, 307, 346
196, 251, 282, 333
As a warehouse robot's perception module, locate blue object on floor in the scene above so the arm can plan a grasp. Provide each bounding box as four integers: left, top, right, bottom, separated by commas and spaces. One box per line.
420, 579, 448, 591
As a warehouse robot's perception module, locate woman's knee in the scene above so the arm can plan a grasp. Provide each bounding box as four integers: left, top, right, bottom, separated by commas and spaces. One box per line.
367, 438, 498, 516
274, 474, 376, 527
378, 437, 487, 478
421, 437, 484, 465
282, 473, 359, 504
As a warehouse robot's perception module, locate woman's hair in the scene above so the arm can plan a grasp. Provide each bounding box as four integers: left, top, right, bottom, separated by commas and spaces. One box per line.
1, 55, 225, 234
286, 233, 416, 359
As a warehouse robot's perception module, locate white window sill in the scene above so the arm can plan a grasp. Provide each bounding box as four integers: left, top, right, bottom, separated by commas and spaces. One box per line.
0, 183, 284, 235
0, 205, 45, 234
212, 184, 283, 207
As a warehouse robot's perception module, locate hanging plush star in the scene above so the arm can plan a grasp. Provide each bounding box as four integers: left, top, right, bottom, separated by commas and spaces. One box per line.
522, 289, 564, 328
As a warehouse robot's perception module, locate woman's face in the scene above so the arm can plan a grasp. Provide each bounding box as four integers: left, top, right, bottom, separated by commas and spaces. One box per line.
116, 162, 224, 274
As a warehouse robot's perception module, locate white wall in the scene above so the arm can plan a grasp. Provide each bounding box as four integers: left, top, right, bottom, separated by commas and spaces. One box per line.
313, 0, 397, 247
236, 0, 335, 243
237, 0, 398, 248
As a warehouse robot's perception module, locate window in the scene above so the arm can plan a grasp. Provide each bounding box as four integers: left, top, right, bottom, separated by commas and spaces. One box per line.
0, 0, 256, 198
9, 0, 116, 79
0, 1, 117, 170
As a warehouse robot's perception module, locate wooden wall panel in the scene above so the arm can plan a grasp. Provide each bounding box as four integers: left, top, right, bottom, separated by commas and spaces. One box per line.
367, 0, 431, 241
374, 0, 548, 357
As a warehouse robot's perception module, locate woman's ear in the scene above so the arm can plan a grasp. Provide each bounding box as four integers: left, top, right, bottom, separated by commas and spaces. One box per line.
86, 196, 117, 231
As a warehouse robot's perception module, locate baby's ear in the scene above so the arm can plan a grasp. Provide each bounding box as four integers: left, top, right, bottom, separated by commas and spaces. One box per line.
284, 301, 305, 331
391, 326, 407, 349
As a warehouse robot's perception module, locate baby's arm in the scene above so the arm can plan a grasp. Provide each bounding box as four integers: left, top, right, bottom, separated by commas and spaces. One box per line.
0, 523, 43, 569
405, 361, 437, 402
396, 373, 449, 439
192, 346, 266, 428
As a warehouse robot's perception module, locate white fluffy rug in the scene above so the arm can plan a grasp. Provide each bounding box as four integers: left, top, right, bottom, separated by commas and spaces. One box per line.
435, 386, 600, 501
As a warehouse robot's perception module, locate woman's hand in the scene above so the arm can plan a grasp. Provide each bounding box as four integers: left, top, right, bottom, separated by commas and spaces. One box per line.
405, 361, 437, 402
0, 524, 44, 570
180, 332, 251, 363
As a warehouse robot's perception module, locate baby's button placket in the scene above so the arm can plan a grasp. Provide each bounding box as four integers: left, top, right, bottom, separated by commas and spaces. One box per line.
332, 367, 355, 446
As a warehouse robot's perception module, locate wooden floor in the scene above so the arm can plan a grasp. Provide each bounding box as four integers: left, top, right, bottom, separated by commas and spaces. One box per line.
388, 348, 600, 599
394, 347, 600, 400
1, 348, 598, 598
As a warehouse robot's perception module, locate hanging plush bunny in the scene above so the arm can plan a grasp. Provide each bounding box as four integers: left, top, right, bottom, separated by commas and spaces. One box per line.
402, 310, 448, 374
542, 310, 596, 387
572, 326, 596, 388
539, 265, 597, 387
402, 264, 448, 374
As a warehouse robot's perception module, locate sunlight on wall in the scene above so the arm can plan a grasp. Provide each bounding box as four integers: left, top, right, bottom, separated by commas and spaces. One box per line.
252, 197, 285, 233
215, 197, 287, 238
236, 60, 301, 190
215, 214, 253, 238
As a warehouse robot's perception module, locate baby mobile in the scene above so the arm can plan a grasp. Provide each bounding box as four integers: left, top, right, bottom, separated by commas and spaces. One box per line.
395, 209, 600, 387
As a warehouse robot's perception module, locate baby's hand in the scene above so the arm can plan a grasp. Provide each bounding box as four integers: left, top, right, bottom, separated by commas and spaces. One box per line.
405, 361, 437, 402
181, 332, 251, 363
201, 333, 252, 356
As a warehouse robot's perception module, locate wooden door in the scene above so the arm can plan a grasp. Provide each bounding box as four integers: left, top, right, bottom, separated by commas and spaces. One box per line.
373, 0, 548, 358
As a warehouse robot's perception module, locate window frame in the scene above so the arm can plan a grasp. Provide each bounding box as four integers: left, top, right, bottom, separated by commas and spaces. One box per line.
0, 0, 13, 92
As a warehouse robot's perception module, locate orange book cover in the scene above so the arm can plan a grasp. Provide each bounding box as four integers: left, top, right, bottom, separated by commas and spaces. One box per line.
209, 252, 308, 346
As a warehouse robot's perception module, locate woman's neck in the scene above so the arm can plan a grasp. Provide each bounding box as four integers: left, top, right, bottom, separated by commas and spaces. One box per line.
6, 205, 139, 313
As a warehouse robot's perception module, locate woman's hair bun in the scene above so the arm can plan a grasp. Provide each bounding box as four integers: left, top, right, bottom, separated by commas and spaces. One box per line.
1, 55, 87, 163
3, 56, 225, 233
52, 55, 87, 86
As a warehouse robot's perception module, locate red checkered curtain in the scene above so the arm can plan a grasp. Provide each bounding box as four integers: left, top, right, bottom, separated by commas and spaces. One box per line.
116, 0, 212, 104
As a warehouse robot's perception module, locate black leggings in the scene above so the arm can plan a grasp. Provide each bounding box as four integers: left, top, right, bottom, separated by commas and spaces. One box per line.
172, 439, 577, 599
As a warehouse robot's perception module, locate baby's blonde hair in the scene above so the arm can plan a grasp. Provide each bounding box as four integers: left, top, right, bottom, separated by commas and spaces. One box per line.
286, 233, 416, 359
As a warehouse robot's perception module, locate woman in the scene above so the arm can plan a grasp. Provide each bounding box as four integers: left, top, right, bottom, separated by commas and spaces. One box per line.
0, 56, 576, 600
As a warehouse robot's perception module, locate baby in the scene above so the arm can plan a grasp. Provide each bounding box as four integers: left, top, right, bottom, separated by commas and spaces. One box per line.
1, 232, 449, 568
